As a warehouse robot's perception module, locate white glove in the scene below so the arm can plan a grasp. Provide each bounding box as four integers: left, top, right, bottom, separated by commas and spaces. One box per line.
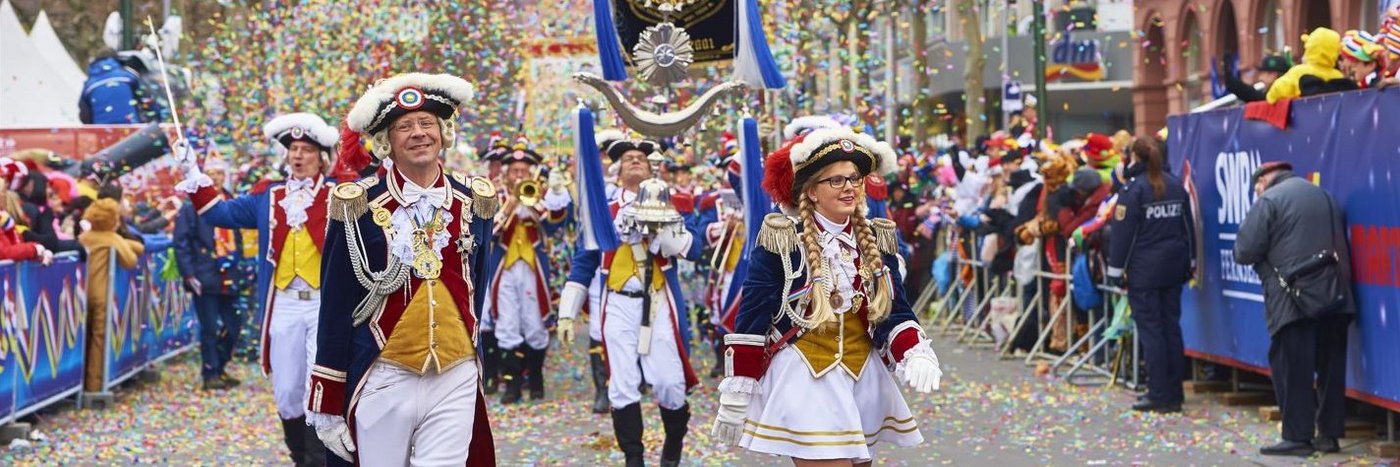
314, 418, 356, 462
172, 139, 199, 171
557, 318, 575, 348
898, 344, 943, 393
558, 282, 587, 321
711, 376, 757, 445
35, 245, 53, 266
648, 223, 692, 257
540, 185, 572, 212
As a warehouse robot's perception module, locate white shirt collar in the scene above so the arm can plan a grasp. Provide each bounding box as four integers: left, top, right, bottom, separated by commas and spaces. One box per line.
815, 211, 856, 250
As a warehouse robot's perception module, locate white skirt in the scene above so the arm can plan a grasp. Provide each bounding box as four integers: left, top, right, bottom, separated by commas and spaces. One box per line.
738, 346, 924, 461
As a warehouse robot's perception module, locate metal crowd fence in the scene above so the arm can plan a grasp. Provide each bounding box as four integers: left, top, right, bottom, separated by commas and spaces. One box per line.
912, 228, 1143, 392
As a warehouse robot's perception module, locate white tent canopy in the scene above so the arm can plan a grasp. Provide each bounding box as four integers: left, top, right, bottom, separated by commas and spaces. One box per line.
30, 10, 88, 92
0, 0, 82, 127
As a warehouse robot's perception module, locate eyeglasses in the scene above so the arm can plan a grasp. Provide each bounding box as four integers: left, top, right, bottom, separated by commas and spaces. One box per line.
620, 154, 649, 163
391, 118, 439, 133
816, 175, 865, 189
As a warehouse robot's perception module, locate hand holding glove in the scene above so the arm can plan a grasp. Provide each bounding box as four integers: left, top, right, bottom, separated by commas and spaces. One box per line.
314, 417, 356, 462
647, 222, 692, 257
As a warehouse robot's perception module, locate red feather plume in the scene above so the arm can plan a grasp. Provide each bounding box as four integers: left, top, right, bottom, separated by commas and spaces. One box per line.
762, 138, 799, 208
332, 122, 373, 182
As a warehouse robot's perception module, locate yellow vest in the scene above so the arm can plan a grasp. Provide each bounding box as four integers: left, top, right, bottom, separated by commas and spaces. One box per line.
607, 242, 666, 292
273, 228, 321, 290
502, 221, 537, 269
378, 279, 475, 374
794, 306, 873, 380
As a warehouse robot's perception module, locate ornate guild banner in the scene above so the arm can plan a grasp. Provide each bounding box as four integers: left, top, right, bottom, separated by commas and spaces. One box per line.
614, 0, 735, 65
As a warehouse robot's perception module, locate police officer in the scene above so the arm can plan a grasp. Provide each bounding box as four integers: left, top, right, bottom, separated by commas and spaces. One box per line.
1106, 135, 1196, 413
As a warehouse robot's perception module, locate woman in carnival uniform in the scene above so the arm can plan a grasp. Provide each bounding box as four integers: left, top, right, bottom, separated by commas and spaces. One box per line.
711, 127, 943, 466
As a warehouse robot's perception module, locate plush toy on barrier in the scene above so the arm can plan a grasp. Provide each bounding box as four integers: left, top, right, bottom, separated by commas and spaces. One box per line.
77, 198, 145, 392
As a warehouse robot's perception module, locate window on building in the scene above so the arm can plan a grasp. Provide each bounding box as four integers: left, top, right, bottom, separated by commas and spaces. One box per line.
1360, 0, 1380, 33
1259, 0, 1286, 54
1184, 14, 1206, 109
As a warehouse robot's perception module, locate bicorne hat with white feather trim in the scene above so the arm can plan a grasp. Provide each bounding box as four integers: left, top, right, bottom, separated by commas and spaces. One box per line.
263, 113, 338, 151
762, 127, 897, 208
501, 135, 543, 165
346, 73, 475, 137
782, 115, 844, 141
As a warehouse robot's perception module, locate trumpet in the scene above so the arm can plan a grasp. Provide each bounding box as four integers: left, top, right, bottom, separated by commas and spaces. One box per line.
514, 178, 542, 207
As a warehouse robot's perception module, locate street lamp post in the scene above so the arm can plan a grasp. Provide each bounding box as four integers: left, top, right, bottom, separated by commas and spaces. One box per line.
120, 0, 134, 50
1031, 0, 1048, 141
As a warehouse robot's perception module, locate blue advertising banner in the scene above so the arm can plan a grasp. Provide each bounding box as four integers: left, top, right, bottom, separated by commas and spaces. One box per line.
142, 242, 196, 361
0, 261, 18, 423
1169, 89, 1400, 410
106, 251, 148, 389
9, 258, 86, 416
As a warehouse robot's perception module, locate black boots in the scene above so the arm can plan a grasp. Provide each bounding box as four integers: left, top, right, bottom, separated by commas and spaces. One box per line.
501, 347, 524, 404
280, 416, 326, 467
612, 403, 645, 467
525, 347, 546, 401
589, 339, 609, 414
709, 338, 725, 378
480, 332, 501, 395
659, 404, 691, 466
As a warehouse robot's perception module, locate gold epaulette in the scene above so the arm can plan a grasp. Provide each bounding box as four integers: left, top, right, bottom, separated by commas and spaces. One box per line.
871, 217, 899, 256
756, 213, 798, 255
328, 177, 378, 222
468, 176, 499, 220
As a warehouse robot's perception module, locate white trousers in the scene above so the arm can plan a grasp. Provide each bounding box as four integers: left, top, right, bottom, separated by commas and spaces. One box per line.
603, 289, 686, 410
355, 362, 479, 466
493, 261, 549, 350
269, 289, 319, 419
587, 275, 604, 341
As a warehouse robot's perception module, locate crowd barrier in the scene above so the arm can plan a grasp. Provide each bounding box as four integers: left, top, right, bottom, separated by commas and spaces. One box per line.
0, 237, 196, 425
916, 232, 1142, 391
1169, 88, 1400, 411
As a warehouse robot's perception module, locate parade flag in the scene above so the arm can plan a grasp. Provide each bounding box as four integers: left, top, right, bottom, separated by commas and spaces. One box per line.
573, 105, 621, 251
738, 115, 771, 254
733, 0, 786, 89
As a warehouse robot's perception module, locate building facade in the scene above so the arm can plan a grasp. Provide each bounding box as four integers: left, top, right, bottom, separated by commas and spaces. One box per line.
1133, 0, 1386, 135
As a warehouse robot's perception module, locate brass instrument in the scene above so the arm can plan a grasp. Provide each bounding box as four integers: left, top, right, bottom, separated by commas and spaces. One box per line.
514, 177, 542, 208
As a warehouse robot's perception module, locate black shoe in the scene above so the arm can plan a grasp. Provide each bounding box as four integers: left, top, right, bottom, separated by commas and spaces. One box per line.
659, 404, 690, 464
500, 348, 524, 405
612, 403, 645, 467
1260, 440, 1315, 457
300, 422, 326, 467
202, 378, 231, 391
219, 372, 242, 387
588, 341, 609, 414
1131, 400, 1182, 413
1313, 436, 1340, 453
1135, 394, 1149, 403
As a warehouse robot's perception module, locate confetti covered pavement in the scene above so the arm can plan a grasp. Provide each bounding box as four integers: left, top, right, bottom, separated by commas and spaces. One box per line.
3, 328, 1395, 466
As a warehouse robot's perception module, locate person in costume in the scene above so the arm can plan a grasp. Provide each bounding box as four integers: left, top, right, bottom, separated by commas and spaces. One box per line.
711, 127, 941, 465
485, 135, 571, 404
173, 113, 339, 467
304, 73, 498, 465
557, 136, 702, 467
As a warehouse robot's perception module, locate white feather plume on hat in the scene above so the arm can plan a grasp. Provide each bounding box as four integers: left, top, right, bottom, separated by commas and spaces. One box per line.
262, 113, 338, 149
788, 127, 898, 176
346, 73, 475, 135
782, 115, 844, 140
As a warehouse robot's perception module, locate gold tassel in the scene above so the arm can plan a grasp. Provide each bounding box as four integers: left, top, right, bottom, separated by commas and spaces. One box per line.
756, 213, 797, 255
867, 272, 893, 323
329, 182, 369, 222
872, 218, 898, 256
468, 176, 500, 220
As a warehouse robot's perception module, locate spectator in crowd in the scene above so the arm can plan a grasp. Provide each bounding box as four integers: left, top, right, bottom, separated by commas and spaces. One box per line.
0, 158, 50, 263
1224, 53, 1291, 102
1267, 28, 1358, 103
1105, 137, 1195, 414
79, 50, 153, 125
1340, 30, 1387, 88
19, 171, 82, 254
1233, 162, 1355, 457
78, 198, 146, 393
174, 161, 247, 391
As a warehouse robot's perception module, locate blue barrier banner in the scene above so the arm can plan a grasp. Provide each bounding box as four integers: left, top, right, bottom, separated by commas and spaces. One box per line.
9, 258, 86, 414
0, 262, 18, 422
1169, 89, 1400, 410
107, 252, 149, 388
142, 241, 196, 361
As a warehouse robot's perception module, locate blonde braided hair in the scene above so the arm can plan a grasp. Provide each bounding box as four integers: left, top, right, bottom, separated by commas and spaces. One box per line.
796, 195, 837, 333
852, 201, 890, 323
